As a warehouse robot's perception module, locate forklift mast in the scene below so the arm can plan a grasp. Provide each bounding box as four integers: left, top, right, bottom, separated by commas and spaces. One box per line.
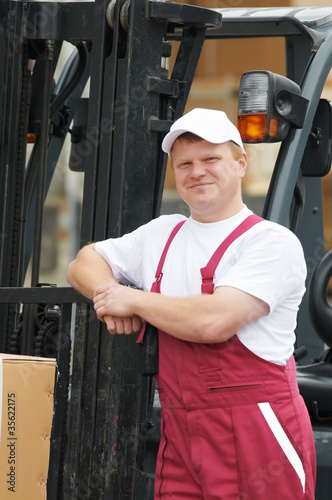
1, 1, 332, 498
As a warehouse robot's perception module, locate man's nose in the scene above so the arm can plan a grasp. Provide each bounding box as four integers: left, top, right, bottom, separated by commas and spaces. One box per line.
190, 161, 206, 176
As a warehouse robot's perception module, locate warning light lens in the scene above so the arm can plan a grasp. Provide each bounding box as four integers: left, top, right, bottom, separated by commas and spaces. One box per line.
238, 73, 269, 115
269, 118, 279, 137
27, 134, 37, 144
238, 113, 268, 142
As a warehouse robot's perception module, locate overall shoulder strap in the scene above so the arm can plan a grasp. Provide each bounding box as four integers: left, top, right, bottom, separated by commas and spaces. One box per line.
200, 214, 264, 294
136, 219, 186, 343
151, 220, 186, 293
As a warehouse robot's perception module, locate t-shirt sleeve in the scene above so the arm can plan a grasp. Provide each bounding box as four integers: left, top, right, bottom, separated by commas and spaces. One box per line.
94, 214, 186, 290
215, 224, 307, 312
95, 228, 146, 288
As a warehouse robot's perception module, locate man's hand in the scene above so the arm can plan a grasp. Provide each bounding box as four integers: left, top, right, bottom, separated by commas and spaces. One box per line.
94, 284, 143, 335
102, 314, 143, 335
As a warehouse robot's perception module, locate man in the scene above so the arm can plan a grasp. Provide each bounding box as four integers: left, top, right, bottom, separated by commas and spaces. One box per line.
67, 108, 316, 499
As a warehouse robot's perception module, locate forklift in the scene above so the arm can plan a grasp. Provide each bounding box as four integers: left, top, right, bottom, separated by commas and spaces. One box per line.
1, 1, 332, 498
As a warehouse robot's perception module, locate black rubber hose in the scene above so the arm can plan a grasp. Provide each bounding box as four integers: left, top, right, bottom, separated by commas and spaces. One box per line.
50, 41, 89, 122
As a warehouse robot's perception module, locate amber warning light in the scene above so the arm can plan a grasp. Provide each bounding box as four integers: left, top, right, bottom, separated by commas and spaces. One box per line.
238, 71, 308, 144
27, 134, 37, 144
238, 114, 280, 143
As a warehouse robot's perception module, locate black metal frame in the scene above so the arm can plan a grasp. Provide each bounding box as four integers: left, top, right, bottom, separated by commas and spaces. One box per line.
2, 1, 332, 498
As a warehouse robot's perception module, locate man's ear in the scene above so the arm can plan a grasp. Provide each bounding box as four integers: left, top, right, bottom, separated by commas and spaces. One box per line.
238, 153, 248, 178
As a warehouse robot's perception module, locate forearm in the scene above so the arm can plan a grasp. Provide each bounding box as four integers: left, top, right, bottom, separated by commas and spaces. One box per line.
134, 291, 232, 343
68, 246, 144, 335
67, 244, 117, 300
93, 283, 268, 343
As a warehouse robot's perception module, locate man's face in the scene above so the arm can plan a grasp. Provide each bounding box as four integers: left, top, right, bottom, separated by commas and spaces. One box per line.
171, 139, 247, 223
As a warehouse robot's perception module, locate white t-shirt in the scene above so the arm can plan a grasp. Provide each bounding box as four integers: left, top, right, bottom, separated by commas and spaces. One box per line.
95, 206, 307, 365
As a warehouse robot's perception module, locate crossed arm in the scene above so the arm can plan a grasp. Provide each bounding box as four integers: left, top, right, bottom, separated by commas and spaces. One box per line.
67, 243, 142, 334
67, 244, 269, 343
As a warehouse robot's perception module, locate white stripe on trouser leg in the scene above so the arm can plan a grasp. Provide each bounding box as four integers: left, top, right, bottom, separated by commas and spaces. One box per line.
258, 402, 305, 493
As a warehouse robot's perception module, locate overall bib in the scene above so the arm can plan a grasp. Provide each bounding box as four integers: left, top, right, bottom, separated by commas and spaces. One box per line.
142, 215, 316, 500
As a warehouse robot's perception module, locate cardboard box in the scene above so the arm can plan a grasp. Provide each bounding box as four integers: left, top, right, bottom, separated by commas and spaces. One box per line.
0, 354, 56, 499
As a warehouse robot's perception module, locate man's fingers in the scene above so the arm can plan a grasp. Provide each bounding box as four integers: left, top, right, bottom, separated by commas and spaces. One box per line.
103, 315, 128, 335
132, 315, 143, 333
103, 315, 143, 335
104, 316, 117, 334
123, 317, 134, 335
95, 308, 105, 322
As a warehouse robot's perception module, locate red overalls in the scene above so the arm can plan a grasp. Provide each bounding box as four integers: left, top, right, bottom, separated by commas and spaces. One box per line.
142, 215, 316, 500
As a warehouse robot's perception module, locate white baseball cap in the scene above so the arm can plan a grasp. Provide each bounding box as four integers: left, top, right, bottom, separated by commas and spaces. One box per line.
162, 108, 244, 154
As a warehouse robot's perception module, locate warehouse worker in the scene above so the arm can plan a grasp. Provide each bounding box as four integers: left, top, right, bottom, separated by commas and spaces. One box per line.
67, 108, 316, 499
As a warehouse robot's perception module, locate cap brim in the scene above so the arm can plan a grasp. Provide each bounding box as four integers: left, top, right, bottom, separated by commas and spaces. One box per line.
162, 128, 234, 154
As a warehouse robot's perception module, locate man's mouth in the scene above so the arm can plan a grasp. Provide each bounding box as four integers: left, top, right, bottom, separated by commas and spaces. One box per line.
189, 182, 212, 189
